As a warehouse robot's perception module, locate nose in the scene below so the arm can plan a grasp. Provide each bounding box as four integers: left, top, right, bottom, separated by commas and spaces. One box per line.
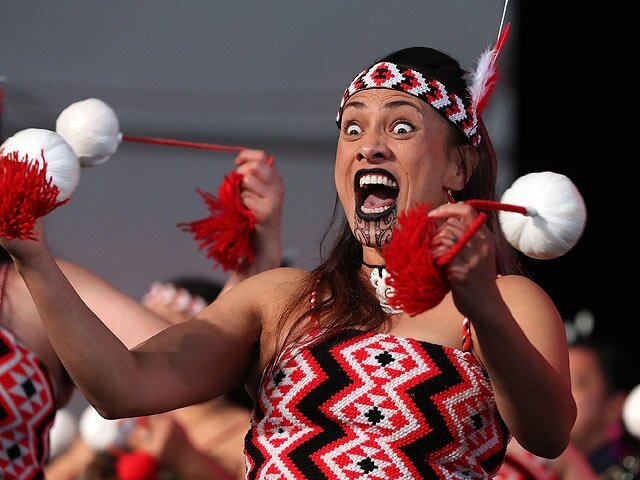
356, 134, 391, 163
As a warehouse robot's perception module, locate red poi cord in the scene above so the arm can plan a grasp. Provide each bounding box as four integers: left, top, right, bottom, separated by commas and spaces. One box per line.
122, 134, 276, 272
436, 199, 528, 266
122, 135, 246, 153
384, 198, 532, 316
122, 135, 274, 167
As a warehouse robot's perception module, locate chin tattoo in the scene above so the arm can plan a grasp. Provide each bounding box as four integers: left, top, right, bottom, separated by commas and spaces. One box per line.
354, 208, 397, 247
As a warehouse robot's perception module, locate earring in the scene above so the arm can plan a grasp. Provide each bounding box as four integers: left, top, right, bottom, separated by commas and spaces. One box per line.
447, 188, 456, 204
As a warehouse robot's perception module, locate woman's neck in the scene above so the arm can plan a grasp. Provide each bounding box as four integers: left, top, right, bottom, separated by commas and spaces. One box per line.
361, 247, 386, 269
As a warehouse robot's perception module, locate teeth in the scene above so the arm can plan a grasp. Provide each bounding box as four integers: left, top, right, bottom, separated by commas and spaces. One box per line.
359, 173, 398, 189
360, 204, 393, 214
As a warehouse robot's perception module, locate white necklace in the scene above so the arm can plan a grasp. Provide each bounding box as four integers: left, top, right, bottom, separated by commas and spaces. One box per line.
367, 265, 403, 315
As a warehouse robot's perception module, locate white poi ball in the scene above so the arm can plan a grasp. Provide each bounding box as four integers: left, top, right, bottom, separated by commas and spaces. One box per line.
0, 128, 80, 200
49, 408, 78, 459
56, 98, 122, 167
499, 171, 587, 260
623, 384, 640, 439
79, 405, 133, 451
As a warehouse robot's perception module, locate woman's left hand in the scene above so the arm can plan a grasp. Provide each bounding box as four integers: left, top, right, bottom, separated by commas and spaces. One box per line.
234, 149, 284, 272
428, 202, 500, 319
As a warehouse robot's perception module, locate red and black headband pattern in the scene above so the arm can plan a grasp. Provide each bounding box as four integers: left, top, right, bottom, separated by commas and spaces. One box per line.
336, 62, 480, 146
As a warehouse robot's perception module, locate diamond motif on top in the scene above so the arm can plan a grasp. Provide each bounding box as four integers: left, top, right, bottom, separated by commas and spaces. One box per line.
9, 367, 47, 415
428, 349, 507, 476
320, 334, 440, 479
0, 328, 55, 480
245, 328, 509, 479
252, 338, 327, 479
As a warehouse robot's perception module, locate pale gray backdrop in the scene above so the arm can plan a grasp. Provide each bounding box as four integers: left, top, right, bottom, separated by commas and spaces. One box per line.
1, 0, 516, 412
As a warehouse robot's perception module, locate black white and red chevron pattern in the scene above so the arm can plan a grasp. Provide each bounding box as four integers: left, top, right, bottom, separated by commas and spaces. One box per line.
245, 328, 509, 479
0, 327, 56, 480
336, 62, 480, 146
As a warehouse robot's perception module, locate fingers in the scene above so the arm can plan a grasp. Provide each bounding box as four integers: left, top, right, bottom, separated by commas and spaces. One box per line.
429, 204, 493, 268
232, 150, 284, 230
431, 217, 467, 249
234, 149, 283, 198
428, 203, 479, 253
141, 283, 207, 322
241, 173, 271, 198
428, 202, 478, 222
234, 149, 274, 182
234, 149, 278, 171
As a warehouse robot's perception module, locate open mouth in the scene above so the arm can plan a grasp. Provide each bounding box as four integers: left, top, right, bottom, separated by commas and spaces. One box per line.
354, 168, 399, 221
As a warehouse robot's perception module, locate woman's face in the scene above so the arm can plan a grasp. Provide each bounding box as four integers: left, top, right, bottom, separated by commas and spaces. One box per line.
335, 89, 462, 250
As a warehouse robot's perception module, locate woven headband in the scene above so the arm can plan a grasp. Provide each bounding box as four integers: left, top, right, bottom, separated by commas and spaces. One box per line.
336, 62, 480, 146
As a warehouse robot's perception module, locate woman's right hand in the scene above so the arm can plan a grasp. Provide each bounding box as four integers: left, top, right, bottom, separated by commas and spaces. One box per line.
0, 218, 51, 266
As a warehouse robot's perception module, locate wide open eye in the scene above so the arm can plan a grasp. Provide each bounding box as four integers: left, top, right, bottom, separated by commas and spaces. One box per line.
392, 122, 414, 134
345, 123, 362, 135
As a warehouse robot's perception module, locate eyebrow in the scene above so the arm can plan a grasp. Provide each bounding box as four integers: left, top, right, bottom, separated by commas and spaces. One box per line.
383, 100, 422, 114
342, 99, 422, 114
342, 101, 367, 112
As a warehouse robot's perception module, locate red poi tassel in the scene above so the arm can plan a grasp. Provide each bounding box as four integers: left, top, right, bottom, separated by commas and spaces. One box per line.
115, 451, 158, 480
178, 171, 255, 271
383, 198, 530, 316
0, 151, 70, 240
383, 204, 449, 316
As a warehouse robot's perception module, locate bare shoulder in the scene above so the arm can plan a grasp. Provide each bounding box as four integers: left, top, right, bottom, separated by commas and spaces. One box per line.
256, 266, 309, 283
196, 267, 311, 362
210, 266, 310, 315
494, 274, 567, 369
495, 274, 559, 318
220, 267, 309, 304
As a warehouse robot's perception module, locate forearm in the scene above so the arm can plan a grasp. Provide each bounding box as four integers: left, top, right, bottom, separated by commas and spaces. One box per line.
13, 249, 142, 415
472, 298, 575, 457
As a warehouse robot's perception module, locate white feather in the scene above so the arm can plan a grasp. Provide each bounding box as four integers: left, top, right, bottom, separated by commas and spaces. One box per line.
469, 46, 495, 111
469, 0, 510, 113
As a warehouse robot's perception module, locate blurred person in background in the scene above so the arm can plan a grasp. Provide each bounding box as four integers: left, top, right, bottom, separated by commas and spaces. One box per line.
496, 332, 640, 480
568, 337, 640, 478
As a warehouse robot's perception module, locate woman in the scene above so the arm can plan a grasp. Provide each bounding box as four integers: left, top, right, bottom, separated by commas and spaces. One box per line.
1, 47, 575, 478
1, 149, 283, 479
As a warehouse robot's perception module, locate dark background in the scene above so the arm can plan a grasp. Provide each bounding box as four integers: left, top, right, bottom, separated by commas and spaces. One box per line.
517, 4, 632, 344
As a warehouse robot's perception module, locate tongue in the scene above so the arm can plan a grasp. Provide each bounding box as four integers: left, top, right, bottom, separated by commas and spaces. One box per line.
363, 190, 396, 209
